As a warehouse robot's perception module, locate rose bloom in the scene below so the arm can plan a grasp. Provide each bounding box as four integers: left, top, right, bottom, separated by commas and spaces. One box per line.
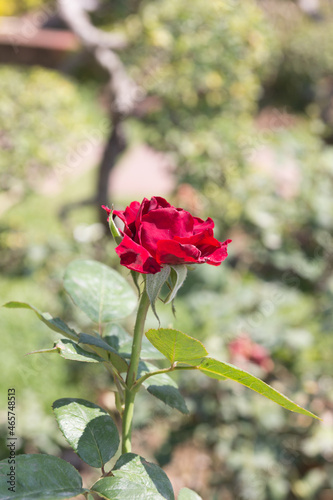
103, 196, 231, 274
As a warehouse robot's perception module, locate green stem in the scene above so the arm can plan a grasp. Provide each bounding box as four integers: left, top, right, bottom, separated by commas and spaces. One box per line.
121, 287, 150, 454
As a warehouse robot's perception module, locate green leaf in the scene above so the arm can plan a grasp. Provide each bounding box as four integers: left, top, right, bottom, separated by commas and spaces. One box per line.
0, 454, 87, 499
195, 358, 320, 419
104, 323, 132, 351
64, 259, 136, 323
140, 339, 168, 361
138, 337, 168, 361
137, 362, 188, 414
165, 265, 187, 304
28, 339, 104, 363
2, 302, 79, 341
91, 453, 175, 500
78, 332, 128, 372
53, 398, 120, 468
145, 329, 208, 364
147, 385, 189, 414
146, 265, 170, 322
178, 488, 203, 500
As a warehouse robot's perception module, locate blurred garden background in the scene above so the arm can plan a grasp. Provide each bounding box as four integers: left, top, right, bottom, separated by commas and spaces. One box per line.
1, 0, 333, 498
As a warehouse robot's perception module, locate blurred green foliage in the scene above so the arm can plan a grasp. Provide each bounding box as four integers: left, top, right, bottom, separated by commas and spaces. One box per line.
261, 1, 333, 122
1, 0, 333, 498
0, 0, 50, 16
0, 66, 103, 194
119, 0, 277, 187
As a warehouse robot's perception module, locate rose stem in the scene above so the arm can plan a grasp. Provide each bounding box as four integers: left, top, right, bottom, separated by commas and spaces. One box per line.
122, 285, 150, 454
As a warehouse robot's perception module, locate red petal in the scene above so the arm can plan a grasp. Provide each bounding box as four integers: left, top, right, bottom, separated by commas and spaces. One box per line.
114, 201, 141, 238
139, 207, 194, 258
174, 228, 215, 247
115, 235, 161, 274
146, 196, 171, 211
193, 216, 215, 234
175, 229, 230, 261
204, 239, 232, 265
134, 196, 171, 236
156, 239, 201, 265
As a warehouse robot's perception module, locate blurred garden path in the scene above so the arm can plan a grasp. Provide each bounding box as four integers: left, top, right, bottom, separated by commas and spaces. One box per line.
36, 142, 175, 202
110, 144, 175, 199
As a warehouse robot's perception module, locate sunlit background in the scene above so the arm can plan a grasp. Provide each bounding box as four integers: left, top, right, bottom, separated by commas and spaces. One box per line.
1, 0, 333, 498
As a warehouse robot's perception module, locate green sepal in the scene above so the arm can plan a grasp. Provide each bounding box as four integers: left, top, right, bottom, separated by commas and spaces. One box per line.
107, 205, 122, 244
146, 265, 170, 322
130, 270, 142, 297
164, 265, 187, 304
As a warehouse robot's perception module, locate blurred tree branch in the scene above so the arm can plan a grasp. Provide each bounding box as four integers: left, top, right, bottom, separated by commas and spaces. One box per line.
57, 0, 144, 223
57, 0, 127, 52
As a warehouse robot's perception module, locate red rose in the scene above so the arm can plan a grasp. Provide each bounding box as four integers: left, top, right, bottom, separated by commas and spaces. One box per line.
103, 196, 231, 274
